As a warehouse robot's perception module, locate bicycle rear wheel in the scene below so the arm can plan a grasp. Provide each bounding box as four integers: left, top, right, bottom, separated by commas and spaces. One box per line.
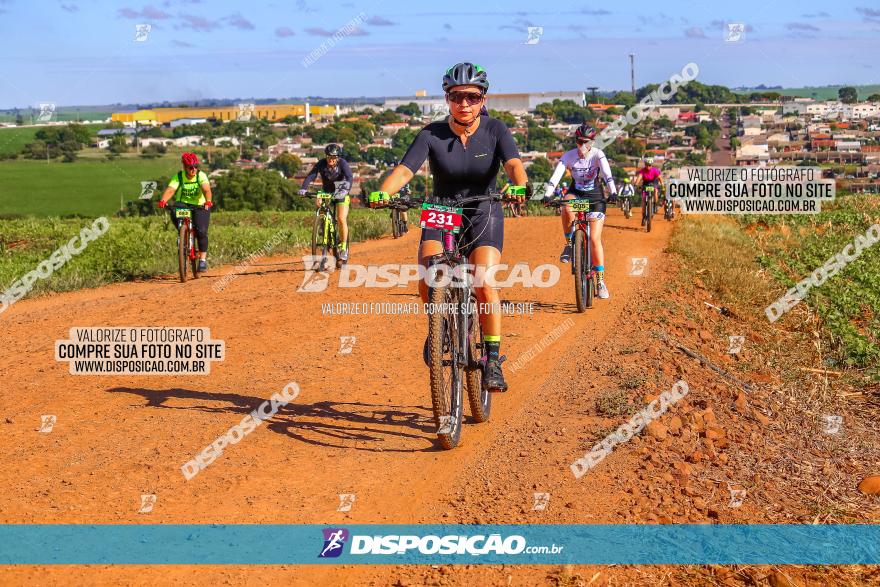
391, 209, 401, 238
177, 223, 188, 283
428, 283, 464, 449
190, 227, 200, 279
573, 229, 590, 312
464, 294, 490, 423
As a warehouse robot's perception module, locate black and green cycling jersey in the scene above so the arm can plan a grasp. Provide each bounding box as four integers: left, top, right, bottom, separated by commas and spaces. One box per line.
168, 170, 210, 206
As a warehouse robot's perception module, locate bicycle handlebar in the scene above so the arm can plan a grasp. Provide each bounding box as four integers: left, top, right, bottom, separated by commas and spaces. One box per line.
373, 192, 503, 210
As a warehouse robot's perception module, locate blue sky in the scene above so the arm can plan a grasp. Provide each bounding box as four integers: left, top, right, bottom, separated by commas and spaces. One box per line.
1, 0, 879, 108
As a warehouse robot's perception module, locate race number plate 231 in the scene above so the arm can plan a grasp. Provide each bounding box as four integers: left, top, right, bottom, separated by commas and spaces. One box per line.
420, 203, 463, 233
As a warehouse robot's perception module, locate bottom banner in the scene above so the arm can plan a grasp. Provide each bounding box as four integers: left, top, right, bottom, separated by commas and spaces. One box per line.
0, 524, 877, 565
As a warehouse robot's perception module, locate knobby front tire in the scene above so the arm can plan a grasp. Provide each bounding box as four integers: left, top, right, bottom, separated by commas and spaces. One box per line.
177, 223, 188, 283
428, 283, 464, 449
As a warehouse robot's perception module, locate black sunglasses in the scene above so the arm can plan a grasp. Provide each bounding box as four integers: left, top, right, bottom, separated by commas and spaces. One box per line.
446, 91, 485, 106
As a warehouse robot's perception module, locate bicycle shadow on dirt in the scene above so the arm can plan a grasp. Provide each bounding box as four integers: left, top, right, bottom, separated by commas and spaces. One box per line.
150, 260, 310, 283
106, 386, 442, 452
503, 299, 581, 314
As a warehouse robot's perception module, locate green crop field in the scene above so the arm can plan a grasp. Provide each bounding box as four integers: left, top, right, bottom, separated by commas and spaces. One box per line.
0, 123, 104, 156
0, 153, 182, 217
733, 84, 880, 101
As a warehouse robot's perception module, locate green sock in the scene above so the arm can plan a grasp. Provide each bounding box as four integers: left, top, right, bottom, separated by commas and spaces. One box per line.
484, 335, 500, 360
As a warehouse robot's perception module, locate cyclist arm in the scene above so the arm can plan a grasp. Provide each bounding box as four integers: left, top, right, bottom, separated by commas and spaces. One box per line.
199, 173, 213, 206
378, 164, 414, 195
300, 162, 320, 192
159, 175, 179, 205
339, 159, 353, 194
598, 151, 616, 195
543, 161, 568, 198
502, 158, 528, 188
379, 126, 427, 195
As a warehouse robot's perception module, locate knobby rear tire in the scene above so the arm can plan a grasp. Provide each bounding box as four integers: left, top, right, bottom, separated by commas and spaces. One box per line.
464, 294, 490, 423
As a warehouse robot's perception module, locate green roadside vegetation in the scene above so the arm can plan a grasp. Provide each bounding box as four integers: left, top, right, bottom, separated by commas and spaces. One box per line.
670, 192, 880, 377
0, 210, 391, 297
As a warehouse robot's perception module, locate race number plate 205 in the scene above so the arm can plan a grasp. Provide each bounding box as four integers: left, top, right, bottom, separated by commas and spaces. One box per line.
420, 203, 463, 233
175, 209, 192, 218
566, 200, 591, 212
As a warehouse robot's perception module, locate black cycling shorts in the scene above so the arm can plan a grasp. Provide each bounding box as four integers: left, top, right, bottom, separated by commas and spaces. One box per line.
420, 198, 504, 256
568, 187, 607, 215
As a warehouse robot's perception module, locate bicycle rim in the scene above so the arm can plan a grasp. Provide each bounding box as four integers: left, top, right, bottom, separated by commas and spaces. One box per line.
428, 284, 463, 449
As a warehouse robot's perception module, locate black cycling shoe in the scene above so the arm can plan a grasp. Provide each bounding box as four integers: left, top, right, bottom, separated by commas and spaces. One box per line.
482, 355, 508, 393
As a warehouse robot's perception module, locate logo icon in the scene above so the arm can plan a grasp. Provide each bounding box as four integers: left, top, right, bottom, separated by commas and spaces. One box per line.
139, 494, 156, 513
428, 103, 448, 122
337, 493, 356, 512
297, 255, 335, 292
37, 103, 56, 123
525, 26, 544, 45
533, 492, 550, 511
339, 336, 356, 355
437, 415, 454, 434
629, 257, 649, 276
134, 23, 152, 42
725, 23, 745, 43
727, 335, 745, 354
821, 414, 842, 434
319, 527, 349, 558
140, 181, 158, 200
237, 103, 255, 122
39, 415, 57, 433
728, 488, 747, 508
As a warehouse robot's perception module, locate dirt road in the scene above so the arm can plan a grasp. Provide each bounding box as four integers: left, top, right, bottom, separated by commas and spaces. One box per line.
0, 208, 675, 585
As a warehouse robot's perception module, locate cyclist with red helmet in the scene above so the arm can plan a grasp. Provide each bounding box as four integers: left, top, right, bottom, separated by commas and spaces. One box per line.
542, 123, 617, 299
157, 152, 213, 272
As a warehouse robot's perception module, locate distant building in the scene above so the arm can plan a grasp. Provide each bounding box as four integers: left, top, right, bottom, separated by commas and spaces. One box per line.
170, 118, 208, 128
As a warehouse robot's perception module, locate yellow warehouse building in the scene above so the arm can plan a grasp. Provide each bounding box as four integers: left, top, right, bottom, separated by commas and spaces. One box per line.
111, 104, 337, 124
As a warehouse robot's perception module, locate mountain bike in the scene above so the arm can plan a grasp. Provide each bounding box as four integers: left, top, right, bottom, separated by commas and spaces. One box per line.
305, 186, 349, 271
501, 185, 527, 218
620, 190, 633, 219
370, 191, 509, 449
390, 189, 411, 238
641, 186, 656, 233
546, 197, 596, 312
168, 203, 204, 283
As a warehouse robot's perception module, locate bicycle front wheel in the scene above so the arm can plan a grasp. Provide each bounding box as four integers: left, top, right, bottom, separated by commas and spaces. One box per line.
311, 212, 329, 270
177, 222, 188, 283
646, 198, 653, 233
391, 209, 401, 238
572, 229, 590, 312
428, 283, 464, 449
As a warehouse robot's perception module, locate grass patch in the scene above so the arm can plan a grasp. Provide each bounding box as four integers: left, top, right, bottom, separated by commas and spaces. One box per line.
594, 389, 634, 417
0, 209, 391, 297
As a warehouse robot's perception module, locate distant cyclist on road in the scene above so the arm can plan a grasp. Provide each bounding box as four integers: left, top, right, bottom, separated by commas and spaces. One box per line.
620, 177, 635, 205
542, 123, 617, 299
157, 152, 213, 272
374, 62, 529, 393
633, 156, 664, 224
300, 144, 353, 261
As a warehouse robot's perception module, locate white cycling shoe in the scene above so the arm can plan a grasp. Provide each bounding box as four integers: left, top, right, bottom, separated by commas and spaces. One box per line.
597, 280, 610, 299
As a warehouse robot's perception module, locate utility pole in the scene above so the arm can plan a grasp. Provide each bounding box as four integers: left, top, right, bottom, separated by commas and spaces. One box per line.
629, 53, 636, 96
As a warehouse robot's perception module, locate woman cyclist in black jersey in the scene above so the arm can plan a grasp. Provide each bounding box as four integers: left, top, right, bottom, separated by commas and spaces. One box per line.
375, 62, 529, 392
